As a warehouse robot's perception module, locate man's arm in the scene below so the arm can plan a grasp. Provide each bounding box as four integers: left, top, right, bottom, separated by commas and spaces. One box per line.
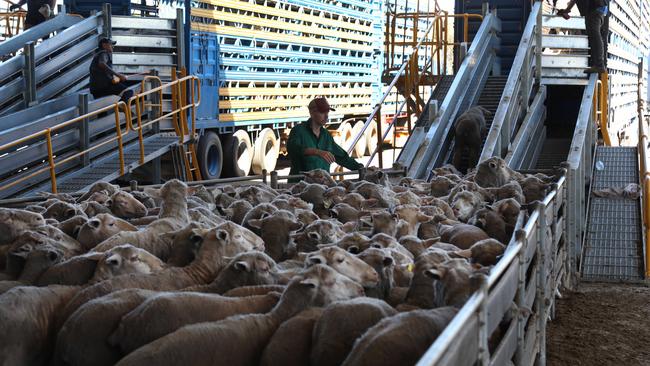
287, 127, 336, 164
96, 53, 125, 82
9, 0, 27, 11
558, 0, 576, 18
330, 139, 363, 170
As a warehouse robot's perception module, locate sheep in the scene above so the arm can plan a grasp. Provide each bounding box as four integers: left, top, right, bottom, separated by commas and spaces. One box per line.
107, 191, 148, 219
487, 181, 526, 204
241, 203, 279, 234
366, 211, 398, 237
297, 183, 330, 217
492, 198, 521, 228
42, 201, 85, 222
334, 232, 372, 254
450, 190, 485, 222
238, 185, 277, 205
311, 297, 397, 366
398, 235, 439, 257
293, 219, 345, 252
474, 156, 523, 188
186, 251, 280, 294
426, 258, 486, 307
0, 285, 80, 366
163, 222, 205, 267
341, 307, 458, 366
452, 106, 490, 171
454, 238, 506, 266
91, 179, 197, 255
77, 181, 120, 202
356, 248, 394, 299
305, 246, 379, 288
91, 244, 166, 283
247, 210, 302, 261
60, 221, 259, 324
130, 190, 157, 209
224, 200, 254, 225
329, 202, 365, 224
52, 289, 157, 366
260, 308, 324, 366
519, 175, 552, 203
404, 249, 452, 308
80, 201, 113, 217
430, 175, 456, 197
339, 192, 377, 211
352, 182, 399, 208
438, 222, 490, 249
77, 213, 138, 251
111, 291, 281, 355
294, 208, 320, 226
303, 168, 337, 186
0, 244, 63, 293
0, 208, 46, 244
393, 204, 432, 237
188, 207, 226, 228
36, 252, 104, 286
56, 215, 88, 238
223, 284, 287, 297
114, 264, 363, 366
469, 207, 510, 244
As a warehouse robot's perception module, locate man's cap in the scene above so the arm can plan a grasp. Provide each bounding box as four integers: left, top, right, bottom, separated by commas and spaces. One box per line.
308, 97, 335, 113
98, 37, 117, 48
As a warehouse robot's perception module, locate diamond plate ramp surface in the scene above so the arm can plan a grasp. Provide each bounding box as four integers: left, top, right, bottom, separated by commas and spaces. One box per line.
23, 133, 179, 195
582, 147, 643, 282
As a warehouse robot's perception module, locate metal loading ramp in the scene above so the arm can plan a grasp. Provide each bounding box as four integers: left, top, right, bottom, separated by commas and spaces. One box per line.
581, 146, 644, 282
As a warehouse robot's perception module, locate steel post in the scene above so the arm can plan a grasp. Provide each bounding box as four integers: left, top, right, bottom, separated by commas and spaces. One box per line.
22, 41, 36, 108
102, 3, 111, 38
78, 93, 90, 166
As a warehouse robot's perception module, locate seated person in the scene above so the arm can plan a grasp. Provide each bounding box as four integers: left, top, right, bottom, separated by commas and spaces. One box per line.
89, 38, 135, 103
287, 97, 364, 182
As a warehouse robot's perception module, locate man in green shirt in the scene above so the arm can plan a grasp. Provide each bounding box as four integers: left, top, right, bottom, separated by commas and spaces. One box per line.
287, 97, 364, 181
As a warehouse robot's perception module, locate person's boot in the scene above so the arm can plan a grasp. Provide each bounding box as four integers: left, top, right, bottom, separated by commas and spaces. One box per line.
584, 66, 607, 74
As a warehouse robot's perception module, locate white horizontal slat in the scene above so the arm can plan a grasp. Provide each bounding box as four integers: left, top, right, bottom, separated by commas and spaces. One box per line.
112, 53, 176, 66
541, 54, 588, 68
111, 16, 176, 31
542, 34, 588, 49
541, 78, 588, 86
112, 35, 176, 48
542, 15, 585, 30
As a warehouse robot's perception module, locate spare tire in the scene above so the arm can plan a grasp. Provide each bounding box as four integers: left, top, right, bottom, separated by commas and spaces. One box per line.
350, 121, 367, 158
365, 121, 378, 155
197, 131, 223, 180
336, 122, 353, 151
223, 130, 253, 177
252, 128, 279, 175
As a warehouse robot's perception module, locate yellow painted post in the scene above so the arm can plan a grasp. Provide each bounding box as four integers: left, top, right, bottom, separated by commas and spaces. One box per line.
115, 104, 126, 175
45, 130, 57, 193
376, 106, 383, 169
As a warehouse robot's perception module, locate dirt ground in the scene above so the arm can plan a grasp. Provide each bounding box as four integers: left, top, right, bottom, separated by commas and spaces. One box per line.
547, 282, 650, 366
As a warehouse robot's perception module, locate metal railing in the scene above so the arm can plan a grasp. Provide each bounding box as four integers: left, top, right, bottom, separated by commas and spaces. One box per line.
417, 175, 568, 365
638, 58, 649, 278
595, 72, 611, 146
396, 10, 500, 179
564, 73, 598, 288
0, 10, 25, 40
481, 1, 541, 161
0, 75, 201, 195
346, 7, 489, 172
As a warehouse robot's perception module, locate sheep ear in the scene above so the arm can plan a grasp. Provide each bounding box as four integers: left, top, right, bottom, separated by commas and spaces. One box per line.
115, 219, 138, 232
307, 255, 325, 265
347, 245, 359, 254
216, 229, 229, 242
358, 217, 372, 227
185, 185, 200, 197
452, 249, 472, 259
424, 268, 444, 280
417, 213, 433, 222
234, 261, 250, 272
248, 219, 263, 230
299, 278, 318, 288
105, 254, 120, 266
222, 208, 234, 217
105, 199, 113, 207
341, 222, 357, 233
422, 238, 440, 247
289, 222, 303, 232
307, 231, 320, 240
382, 256, 394, 267
190, 229, 204, 244
363, 198, 378, 208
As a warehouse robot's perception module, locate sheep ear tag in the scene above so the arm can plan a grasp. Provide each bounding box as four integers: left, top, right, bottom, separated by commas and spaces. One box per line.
406, 263, 414, 273
322, 199, 333, 209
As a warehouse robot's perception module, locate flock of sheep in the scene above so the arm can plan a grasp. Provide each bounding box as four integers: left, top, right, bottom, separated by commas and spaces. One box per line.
0, 156, 557, 366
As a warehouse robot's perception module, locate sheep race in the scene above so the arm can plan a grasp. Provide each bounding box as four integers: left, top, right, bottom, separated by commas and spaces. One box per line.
0, 156, 560, 366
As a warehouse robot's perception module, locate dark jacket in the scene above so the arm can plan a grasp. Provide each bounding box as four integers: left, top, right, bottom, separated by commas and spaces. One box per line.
575, 0, 608, 14
89, 49, 114, 93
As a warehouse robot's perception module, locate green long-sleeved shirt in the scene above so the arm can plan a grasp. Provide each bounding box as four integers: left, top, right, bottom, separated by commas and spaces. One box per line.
287, 120, 363, 180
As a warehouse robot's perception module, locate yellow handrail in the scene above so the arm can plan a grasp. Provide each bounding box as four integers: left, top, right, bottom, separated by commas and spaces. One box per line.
0, 75, 201, 195
0, 11, 26, 38
595, 72, 611, 145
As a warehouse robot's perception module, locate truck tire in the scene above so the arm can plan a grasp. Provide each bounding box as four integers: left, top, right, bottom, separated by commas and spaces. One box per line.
337, 122, 352, 151
252, 128, 279, 175
365, 121, 378, 155
197, 131, 223, 180
223, 130, 253, 177
351, 121, 367, 158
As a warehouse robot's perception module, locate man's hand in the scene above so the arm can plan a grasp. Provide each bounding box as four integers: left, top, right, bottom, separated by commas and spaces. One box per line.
318, 150, 336, 164
9, 4, 21, 11
557, 8, 571, 19
118, 74, 127, 82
